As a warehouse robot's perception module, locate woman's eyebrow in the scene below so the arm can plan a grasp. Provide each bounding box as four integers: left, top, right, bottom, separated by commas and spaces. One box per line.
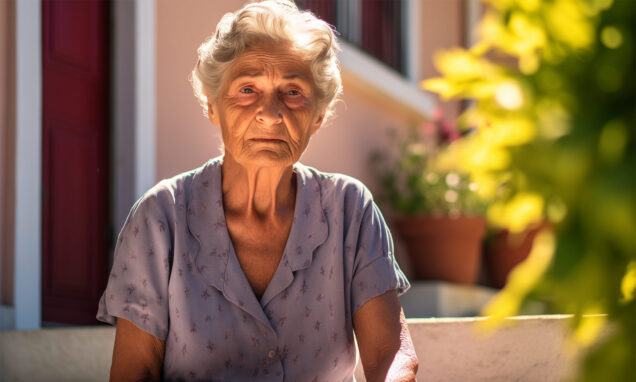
282, 74, 313, 92
228, 67, 311, 90
232, 72, 308, 82
283, 73, 308, 81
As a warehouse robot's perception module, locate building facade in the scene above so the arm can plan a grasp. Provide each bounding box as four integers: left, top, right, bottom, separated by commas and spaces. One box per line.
0, 0, 473, 329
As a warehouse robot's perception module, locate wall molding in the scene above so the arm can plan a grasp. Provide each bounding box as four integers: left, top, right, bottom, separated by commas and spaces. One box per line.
111, 0, 137, 244
339, 41, 434, 119
14, 0, 42, 330
465, 0, 483, 48
134, 0, 156, 198
405, 0, 421, 83
0, 304, 15, 330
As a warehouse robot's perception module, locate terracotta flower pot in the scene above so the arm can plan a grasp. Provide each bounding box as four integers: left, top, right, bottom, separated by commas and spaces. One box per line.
393, 216, 486, 284
484, 222, 546, 288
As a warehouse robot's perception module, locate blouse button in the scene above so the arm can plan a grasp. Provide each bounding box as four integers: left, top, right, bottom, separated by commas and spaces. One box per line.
268, 350, 277, 359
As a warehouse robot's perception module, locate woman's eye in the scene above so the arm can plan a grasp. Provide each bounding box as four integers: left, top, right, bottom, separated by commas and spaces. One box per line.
287, 89, 300, 96
239, 87, 254, 94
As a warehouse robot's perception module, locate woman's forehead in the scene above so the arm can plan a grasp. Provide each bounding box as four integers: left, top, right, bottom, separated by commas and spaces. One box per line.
226, 47, 312, 82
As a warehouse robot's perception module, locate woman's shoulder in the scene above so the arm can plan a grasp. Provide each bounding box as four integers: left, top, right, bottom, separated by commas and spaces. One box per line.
295, 163, 374, 209
132, 157, 222, 215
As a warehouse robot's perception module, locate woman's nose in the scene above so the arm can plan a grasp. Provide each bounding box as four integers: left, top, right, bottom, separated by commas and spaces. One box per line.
256, 93, 283, 125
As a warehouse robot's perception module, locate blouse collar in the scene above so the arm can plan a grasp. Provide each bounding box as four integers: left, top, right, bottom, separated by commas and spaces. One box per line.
186, 157, 329, 328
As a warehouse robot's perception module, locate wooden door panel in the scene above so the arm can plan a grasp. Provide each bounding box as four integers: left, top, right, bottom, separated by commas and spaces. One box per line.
46, 74, 101, 129
42, 0, 110, 324
48, 127, 92, 297
49, 2, 93, 71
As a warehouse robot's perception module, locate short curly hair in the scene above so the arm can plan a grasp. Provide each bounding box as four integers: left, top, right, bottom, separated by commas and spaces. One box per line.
190, 0, 342, 122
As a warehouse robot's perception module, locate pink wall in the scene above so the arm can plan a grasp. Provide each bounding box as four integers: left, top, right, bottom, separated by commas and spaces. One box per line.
300, 75, 412, 192
419, 0, 466, 118
0, 0, 16, 305
156, 0, 244, 181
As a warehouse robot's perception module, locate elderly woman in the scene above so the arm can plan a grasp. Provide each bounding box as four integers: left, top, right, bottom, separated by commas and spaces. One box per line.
97, 1, 417, 381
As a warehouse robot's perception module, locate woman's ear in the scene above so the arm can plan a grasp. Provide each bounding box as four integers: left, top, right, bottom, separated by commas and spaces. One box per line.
207, 101, 220, 126
311, 110, 326, 134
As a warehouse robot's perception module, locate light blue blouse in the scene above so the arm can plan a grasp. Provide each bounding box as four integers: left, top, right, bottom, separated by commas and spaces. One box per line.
97, 157, 409, 381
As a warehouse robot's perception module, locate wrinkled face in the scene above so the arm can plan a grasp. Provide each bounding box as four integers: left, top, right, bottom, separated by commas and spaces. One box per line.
208, 45, 325, 169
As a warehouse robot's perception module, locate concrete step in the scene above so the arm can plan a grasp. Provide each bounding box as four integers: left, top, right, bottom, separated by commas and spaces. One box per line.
0, 315, 591, 382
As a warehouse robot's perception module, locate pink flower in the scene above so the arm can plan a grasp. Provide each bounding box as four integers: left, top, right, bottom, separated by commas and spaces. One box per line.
431, 105, 444, 121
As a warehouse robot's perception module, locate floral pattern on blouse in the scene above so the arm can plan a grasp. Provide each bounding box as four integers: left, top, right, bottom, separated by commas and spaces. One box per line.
97, 157, 409, 381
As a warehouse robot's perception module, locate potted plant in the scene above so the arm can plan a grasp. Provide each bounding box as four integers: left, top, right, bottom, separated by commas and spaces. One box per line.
371, 107, 487, 284
483, 221, 547, 288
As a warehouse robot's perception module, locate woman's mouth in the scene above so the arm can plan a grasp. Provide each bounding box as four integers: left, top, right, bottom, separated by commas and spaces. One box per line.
250, 138, 286, 143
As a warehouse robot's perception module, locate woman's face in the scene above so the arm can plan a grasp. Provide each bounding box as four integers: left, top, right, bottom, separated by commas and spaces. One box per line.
208, 44, 325, 169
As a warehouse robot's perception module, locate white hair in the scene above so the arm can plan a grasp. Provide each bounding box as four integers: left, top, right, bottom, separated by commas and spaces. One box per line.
190, 0, 342, 122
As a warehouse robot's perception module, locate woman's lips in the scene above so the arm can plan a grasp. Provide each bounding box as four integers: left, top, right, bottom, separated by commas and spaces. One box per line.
250, 138, 285, 143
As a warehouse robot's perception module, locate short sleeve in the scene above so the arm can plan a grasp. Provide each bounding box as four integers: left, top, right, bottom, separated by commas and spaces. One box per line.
350, 202, 410, 315
96, 192, 172, 340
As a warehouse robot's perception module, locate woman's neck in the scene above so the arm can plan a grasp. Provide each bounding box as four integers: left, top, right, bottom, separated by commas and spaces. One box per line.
221, 154, 296, 222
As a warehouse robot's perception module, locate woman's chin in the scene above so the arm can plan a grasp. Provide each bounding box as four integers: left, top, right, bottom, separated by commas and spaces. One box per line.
239, 150, 296, 168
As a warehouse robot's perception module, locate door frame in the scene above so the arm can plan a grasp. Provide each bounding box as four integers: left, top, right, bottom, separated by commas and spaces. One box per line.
111, 0, 157, 243
14, 0, 42, 330
13, 0, 157, 329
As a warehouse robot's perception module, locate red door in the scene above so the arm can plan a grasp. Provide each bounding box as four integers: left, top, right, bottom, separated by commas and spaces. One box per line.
42, 0, 110, 324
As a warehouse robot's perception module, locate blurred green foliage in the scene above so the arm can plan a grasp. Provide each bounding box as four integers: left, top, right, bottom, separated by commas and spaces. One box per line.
422, 0, 635, 380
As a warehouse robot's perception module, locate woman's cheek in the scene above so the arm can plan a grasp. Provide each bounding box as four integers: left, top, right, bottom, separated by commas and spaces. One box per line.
226, 101, 257, 123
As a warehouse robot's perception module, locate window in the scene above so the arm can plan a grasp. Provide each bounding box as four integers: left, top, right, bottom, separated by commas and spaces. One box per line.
296, 0, 406, 75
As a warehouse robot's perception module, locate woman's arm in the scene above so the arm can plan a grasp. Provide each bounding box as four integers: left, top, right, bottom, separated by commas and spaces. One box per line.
110, 318, 166, 382
353, 290, 418, 382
